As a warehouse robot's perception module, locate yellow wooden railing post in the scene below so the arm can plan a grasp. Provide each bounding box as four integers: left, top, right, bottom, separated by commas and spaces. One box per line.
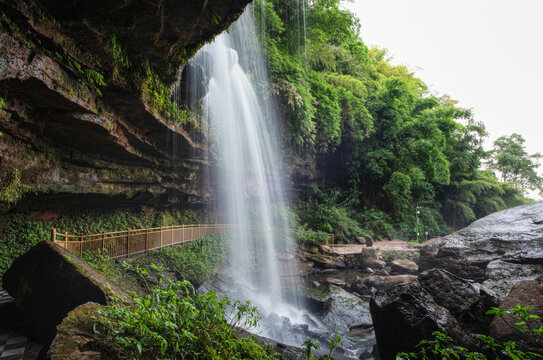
127, 229, 130, 258
145, 228, 149, 251
160, 226, 163, 248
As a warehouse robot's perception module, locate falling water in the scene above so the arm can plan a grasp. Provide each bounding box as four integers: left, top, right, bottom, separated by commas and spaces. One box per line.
185, 5, 314, 344
181, 3, 378, 357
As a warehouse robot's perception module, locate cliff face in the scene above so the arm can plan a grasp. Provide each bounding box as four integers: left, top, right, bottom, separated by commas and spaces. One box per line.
0, 0, 251, 212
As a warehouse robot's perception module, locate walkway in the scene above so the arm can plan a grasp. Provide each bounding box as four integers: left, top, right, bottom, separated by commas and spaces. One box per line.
0, 288, 26, 360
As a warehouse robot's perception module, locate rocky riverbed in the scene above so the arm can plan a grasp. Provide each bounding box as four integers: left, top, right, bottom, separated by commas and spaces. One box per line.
198, 239, 422, 359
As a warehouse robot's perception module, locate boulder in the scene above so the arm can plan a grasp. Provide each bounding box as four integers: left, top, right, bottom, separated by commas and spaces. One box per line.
365, 259, 386, 270
370, 281, 469, 360
390, 259, 418, 275
326, 278, 346, 287
489, 281, 543, 355
3, 241, 129, 345
420, 202, 543, 281
349, 279, 370, 297
306, 254, 342, 269
364, 275, 416, 290
48, 302, 104, 360
346, 248, 378, 268
482, 260, 543, 300
322, 286, 373, 333
418, 269, 498, 333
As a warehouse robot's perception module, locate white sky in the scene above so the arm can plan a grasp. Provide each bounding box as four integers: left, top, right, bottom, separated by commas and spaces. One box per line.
345, 0, 543, 160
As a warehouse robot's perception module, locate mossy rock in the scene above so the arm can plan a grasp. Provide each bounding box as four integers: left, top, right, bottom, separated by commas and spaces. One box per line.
3, 241, 130, 345
47, 302, 104, 360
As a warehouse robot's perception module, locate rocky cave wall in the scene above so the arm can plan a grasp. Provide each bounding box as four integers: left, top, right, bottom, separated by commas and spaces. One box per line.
0, 0, 251, 213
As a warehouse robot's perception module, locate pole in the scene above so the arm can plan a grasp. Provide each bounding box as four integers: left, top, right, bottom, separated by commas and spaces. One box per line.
51, 228, 56, 242
416, 205, 420, 242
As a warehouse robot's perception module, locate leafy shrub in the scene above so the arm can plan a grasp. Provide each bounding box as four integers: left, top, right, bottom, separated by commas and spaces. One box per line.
95, 275, 277, 359
145, 235, 228, 284
354, 206, 395, 239
295, 229, 330, 245
302, 333, 344, 359
297, 189, 382, 243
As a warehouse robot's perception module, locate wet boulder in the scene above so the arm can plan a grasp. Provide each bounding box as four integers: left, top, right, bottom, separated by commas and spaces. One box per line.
390, 259, 418, 275
482, 260, 543, 300
364, 275, 416, 290
370, 281, 469, 360
3, 241, 129, 345
420, 202, 543, 281
418, 269, 498, 333
322, 286, 372, 334
365, 259, 386, 270
349, 278, 370, 297
489, 281, 543, 355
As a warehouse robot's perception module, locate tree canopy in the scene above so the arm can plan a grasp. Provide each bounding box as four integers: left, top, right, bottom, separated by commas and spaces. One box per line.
254, 0, 534, 238
488, 134, 542, 195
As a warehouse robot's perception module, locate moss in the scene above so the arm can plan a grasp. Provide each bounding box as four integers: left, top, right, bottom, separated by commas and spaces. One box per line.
0, 168, 40, 211
140, 59, 193, 126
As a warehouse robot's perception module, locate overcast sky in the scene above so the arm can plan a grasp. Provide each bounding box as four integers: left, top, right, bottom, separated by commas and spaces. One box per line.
345, 0, 543, 160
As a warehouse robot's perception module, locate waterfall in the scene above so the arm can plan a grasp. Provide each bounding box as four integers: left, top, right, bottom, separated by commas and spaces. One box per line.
186, 5, 309, 344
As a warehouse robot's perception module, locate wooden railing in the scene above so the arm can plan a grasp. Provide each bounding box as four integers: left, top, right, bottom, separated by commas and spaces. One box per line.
52, 224, 232, 259
52, 224, 336, 259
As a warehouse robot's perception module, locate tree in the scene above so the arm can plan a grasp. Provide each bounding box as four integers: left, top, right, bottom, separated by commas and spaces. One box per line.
489, 134, 542, 195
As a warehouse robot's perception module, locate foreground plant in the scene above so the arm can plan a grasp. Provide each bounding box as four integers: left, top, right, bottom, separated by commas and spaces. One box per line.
302, 333, 344, 360
398, 304, 543, 360
94, 269, 276, 359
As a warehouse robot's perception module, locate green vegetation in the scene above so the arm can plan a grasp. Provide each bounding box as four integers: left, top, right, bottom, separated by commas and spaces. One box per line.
141, 60, 193, 125
0, 97, 5, 114
302, 333, 343, 360
0, 168, 40, 212
398, 304, 543, 360
143, 235, 228, 285
294, 229, 331, 246
489, 134, 542, 196
0, 209, 206, 278
94, 269, 277, 360
255, 0, 535, 239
